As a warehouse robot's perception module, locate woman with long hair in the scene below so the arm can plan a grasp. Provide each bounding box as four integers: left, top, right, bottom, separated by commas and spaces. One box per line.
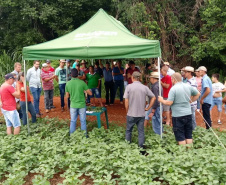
17, 72, 36, 125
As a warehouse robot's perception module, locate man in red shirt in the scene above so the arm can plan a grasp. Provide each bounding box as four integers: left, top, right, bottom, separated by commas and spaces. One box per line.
126, 61, 140, 84
0, 73, 21, 135
41, 63, 55, 113
161, 65, 172, 125
46, 60, 55, 72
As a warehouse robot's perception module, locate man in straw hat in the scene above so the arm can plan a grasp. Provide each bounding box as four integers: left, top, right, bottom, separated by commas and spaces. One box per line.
123, 71, 156, 148
197, 66, 213, 129
158, 73, 200, 145
184, 66, 198, 130
148, 72, 163, 135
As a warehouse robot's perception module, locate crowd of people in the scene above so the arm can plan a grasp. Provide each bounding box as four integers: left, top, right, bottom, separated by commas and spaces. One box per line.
0, 60, 226, 149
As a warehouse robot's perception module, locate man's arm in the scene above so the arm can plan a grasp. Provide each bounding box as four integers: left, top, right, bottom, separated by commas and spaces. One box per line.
125, 98, 129, 113
190, 92, 200, 103
78, 73, 86, 80
215, 88, 226, 93
85, 89, 92, 96
158, 96, 173, 106
12, 86, 20, 99
66, 92, 70, 99
26, 69, 31, 82
97, 79, 101, 88
43, 75, 55, 82
99, 60, 103, 69
200, 87, 210, 104
145, 96, 156, 111
161, 81, 170, 88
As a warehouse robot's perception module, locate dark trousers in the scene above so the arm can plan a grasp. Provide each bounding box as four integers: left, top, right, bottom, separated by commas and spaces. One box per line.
44, 90, 54, 110
202, 103, 212, 129
17, 108, 23, 119
59, 84, 66, 108
98, 80, 102, 98
114, 80, 124, 102
126, 116, 145, 147
20, 101, 36, 125
104, 80, 114, 104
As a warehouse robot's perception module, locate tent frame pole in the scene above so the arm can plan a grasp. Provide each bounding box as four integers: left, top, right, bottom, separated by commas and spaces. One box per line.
158, 57, 162, 139
23, 59, 30, 135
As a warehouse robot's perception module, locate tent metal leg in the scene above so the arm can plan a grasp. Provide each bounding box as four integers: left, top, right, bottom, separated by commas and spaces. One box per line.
158, 57, 162, 139
23, 59, 30, 135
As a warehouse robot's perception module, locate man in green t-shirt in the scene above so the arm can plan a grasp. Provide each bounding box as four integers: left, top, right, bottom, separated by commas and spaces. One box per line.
158, 73, 200, 146
66, 68, 92, 134
86, 66, 103, 107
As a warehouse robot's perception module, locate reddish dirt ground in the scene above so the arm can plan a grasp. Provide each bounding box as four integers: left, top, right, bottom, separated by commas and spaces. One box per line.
38, 96, 226, 130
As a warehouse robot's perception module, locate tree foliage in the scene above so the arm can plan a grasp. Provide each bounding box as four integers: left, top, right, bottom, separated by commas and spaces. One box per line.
0, 0, 225, 75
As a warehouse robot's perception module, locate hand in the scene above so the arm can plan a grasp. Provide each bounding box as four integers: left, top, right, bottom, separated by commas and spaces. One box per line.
145, 107, 149, 111
200, 98, 204, 105
148, 112, 154, 118
158, 96, 163, 102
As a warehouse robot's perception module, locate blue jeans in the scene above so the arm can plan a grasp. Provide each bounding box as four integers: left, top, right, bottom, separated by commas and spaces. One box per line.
70, 107, 86, 134
114, 80, 124, 102
126, 116, 145, 147
30, 87, 42, 114
191, 106, 196, 130
59, 83, 66, 108
152, 107, 162, 135
20, 101, 36, 125
210, 97, 222, 112
197, 95, 201, 109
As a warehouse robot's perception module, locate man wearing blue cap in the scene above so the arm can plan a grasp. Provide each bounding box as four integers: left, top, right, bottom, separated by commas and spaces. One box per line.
0, 74, 21, 135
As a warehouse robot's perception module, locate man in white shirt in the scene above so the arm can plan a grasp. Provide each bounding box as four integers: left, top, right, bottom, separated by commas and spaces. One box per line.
27, 61, 42, 117
210, 73, 226, 124
164, 62, 175, 76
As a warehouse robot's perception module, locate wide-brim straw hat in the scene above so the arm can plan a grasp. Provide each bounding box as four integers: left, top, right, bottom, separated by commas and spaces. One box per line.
150, 72, 159, 79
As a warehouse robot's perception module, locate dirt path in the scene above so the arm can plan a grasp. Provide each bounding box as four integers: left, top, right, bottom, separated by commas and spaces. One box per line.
39, 96, 226, 130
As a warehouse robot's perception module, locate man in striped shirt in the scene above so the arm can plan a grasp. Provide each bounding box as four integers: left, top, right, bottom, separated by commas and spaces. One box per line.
184, 66, 198, 130
41, 63, 55, 113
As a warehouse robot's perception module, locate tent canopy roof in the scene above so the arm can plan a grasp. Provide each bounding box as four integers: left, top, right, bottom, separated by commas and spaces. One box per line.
22, 9, 161, 60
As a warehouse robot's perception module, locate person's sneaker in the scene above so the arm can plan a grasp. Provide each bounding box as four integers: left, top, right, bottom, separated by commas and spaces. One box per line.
120, 102, 123, 104
36, 114, 41, 118
218, 120, 222, 125
61, 107, 65, 112
197, 109, 200, 112
46, 109, 49, 113
51, 106, 56, 109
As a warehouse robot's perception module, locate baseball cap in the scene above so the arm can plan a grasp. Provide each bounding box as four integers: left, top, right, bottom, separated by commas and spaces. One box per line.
197, 66, 207, 72
5, 73, 15, 80
132, 71, 141, 78
184, 66, 194, 72
129, 60, 135, 65
42, 63, 48, 67
71, 68, 78, 78
60, 59, 66, 63
46, 59, 51, 64
164, 62, 170, 66
150, 72, 159, 79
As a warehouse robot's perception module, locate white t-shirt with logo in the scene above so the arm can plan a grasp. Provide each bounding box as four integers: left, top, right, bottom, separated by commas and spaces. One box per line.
212, 82, 225, 96
187, 77, 198, 107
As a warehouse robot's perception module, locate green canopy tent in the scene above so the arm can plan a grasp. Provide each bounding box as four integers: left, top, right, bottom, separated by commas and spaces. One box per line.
22, 8, 162, 137
23, 9, 161, 59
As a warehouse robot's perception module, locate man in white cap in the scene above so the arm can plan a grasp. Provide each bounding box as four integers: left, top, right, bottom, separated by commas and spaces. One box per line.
123, 71, 156, 148
164, 62, 175, 76
55, 59, 67, 111
148, 72, 162, 135
198, 66, 213, 129
41, 63, 55, 113
184, 66, 198, 130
